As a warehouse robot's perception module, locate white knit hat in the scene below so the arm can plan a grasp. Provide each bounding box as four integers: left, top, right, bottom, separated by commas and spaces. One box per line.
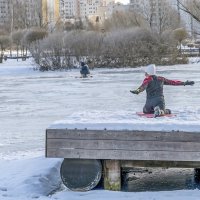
145, 64, 156, 75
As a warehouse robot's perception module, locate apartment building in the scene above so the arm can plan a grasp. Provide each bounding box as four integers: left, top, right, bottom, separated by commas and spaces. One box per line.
0, 0, 11, 27
59, 0, 114, 23
84, 0, 107, 22
59, 0, 101, 20
0, 0, 42, 29
24, 0, 42, 27
0, 0, 110, 29
106, 2, 130, 18
60, 0, 78, 19
42, 0, 60, 26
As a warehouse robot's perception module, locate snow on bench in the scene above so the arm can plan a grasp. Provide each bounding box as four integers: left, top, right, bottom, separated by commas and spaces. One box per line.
49, 119, 200, 132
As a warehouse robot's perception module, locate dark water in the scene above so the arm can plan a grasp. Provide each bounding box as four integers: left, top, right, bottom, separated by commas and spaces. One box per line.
122, 167, 200, 192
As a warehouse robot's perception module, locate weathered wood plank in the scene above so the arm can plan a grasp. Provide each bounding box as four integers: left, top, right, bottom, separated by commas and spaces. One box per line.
47, 139, 200, 152
46, 148, 200, 162
121, 160, 200, 168
46, 129, 200, 142
46, 129, 200, 165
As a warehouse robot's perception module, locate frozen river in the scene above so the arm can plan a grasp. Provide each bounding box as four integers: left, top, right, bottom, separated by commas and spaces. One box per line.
0, 59, 200, 159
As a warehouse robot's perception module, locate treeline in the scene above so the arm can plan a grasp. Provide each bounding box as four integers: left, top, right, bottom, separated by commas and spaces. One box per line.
30, 28, 188, 71
0, 28, 47, 63
0, 27, 188, 69
0, 6, 190, 69
0, 1, 200, 70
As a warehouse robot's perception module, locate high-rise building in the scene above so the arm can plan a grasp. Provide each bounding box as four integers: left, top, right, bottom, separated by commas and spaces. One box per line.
24, 0, 42, 27
0, 0, 42, 30
0, 0, 11, 27
59, 0, 114, 23
106, 2, 130, 18
42, 0, 60, 26
60, 0, 78, 19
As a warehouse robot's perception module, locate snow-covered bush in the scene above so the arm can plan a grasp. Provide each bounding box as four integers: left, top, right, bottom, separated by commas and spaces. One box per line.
93, 28, 184, 67
39, 32, 65, 71
30, 27, 187, 71
32, 30, 104, 71
24, 28, 47, 45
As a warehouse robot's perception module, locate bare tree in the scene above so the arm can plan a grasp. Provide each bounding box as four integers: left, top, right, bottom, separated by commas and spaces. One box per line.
135, 0, 181, 34
103, 11, 146, 31
177, 0, 200, 36
178, 0, 200, 23
12, 30, 24, 60
24, 28, 48, 65
30, 0, 43, 28
0, 35, 10, 63
157, 0, 180, 34
24, 28, 47, 45
173, 28, 188, 52
5, 0, 43, 32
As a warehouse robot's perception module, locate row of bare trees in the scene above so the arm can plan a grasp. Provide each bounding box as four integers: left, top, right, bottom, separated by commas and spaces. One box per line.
28, 1, 200, 71
0, 26, 189, 68
0, 0, 200, 36
101, 1, 200, 36
0, 0, 182, 34
76, 2, 182, 35
1, 1, 198, 68
130, 0, 181, 35
28, 27, 188, 71
0, 28, 47, 63
0, 0, 42, 32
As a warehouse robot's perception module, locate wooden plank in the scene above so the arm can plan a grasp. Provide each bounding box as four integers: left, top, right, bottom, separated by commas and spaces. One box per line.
46, 148, 200, 162
46, 129, 200, 164
46, 129, 200, 142
47, 139, 200, 152
121, 160, 200, 168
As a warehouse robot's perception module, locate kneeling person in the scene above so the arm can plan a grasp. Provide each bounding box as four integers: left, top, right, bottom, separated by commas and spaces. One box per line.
80, 62, 90, 78
130, 64, 195, 117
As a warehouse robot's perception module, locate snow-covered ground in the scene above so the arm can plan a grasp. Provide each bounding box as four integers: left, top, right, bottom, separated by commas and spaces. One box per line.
1, 58, 200, 199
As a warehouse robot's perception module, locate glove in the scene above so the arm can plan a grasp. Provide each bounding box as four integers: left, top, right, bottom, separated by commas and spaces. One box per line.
130, 89, 140, 95
184, 80, 195, 86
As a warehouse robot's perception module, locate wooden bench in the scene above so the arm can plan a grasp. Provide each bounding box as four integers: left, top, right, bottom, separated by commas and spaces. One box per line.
46, 128, 200, 191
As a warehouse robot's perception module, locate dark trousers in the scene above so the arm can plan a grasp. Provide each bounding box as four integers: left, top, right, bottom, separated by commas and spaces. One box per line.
143, 96, 165, 114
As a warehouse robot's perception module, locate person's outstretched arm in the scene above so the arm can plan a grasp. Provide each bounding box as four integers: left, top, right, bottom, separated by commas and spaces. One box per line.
162, 77, 195, 86
130, 76, 152, 94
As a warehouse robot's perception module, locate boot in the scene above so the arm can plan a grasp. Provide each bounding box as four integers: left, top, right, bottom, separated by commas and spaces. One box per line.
154, 106, 164, 117
165, 109, 171, 114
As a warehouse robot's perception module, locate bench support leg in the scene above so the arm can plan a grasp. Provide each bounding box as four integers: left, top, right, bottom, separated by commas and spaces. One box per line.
103, 160, 121, 191
194, 168, 200, 183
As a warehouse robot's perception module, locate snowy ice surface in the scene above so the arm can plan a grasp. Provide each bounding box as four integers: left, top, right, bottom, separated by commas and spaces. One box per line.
50, 57, 200, 132
1, 58, 200, 199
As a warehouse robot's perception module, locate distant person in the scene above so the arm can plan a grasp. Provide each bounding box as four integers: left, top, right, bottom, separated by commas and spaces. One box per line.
130, 64, 195, 117
80, 61, 90, 78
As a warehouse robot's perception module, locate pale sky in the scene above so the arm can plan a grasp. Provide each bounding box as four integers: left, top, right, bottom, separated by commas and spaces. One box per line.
115, 0, 130, 5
